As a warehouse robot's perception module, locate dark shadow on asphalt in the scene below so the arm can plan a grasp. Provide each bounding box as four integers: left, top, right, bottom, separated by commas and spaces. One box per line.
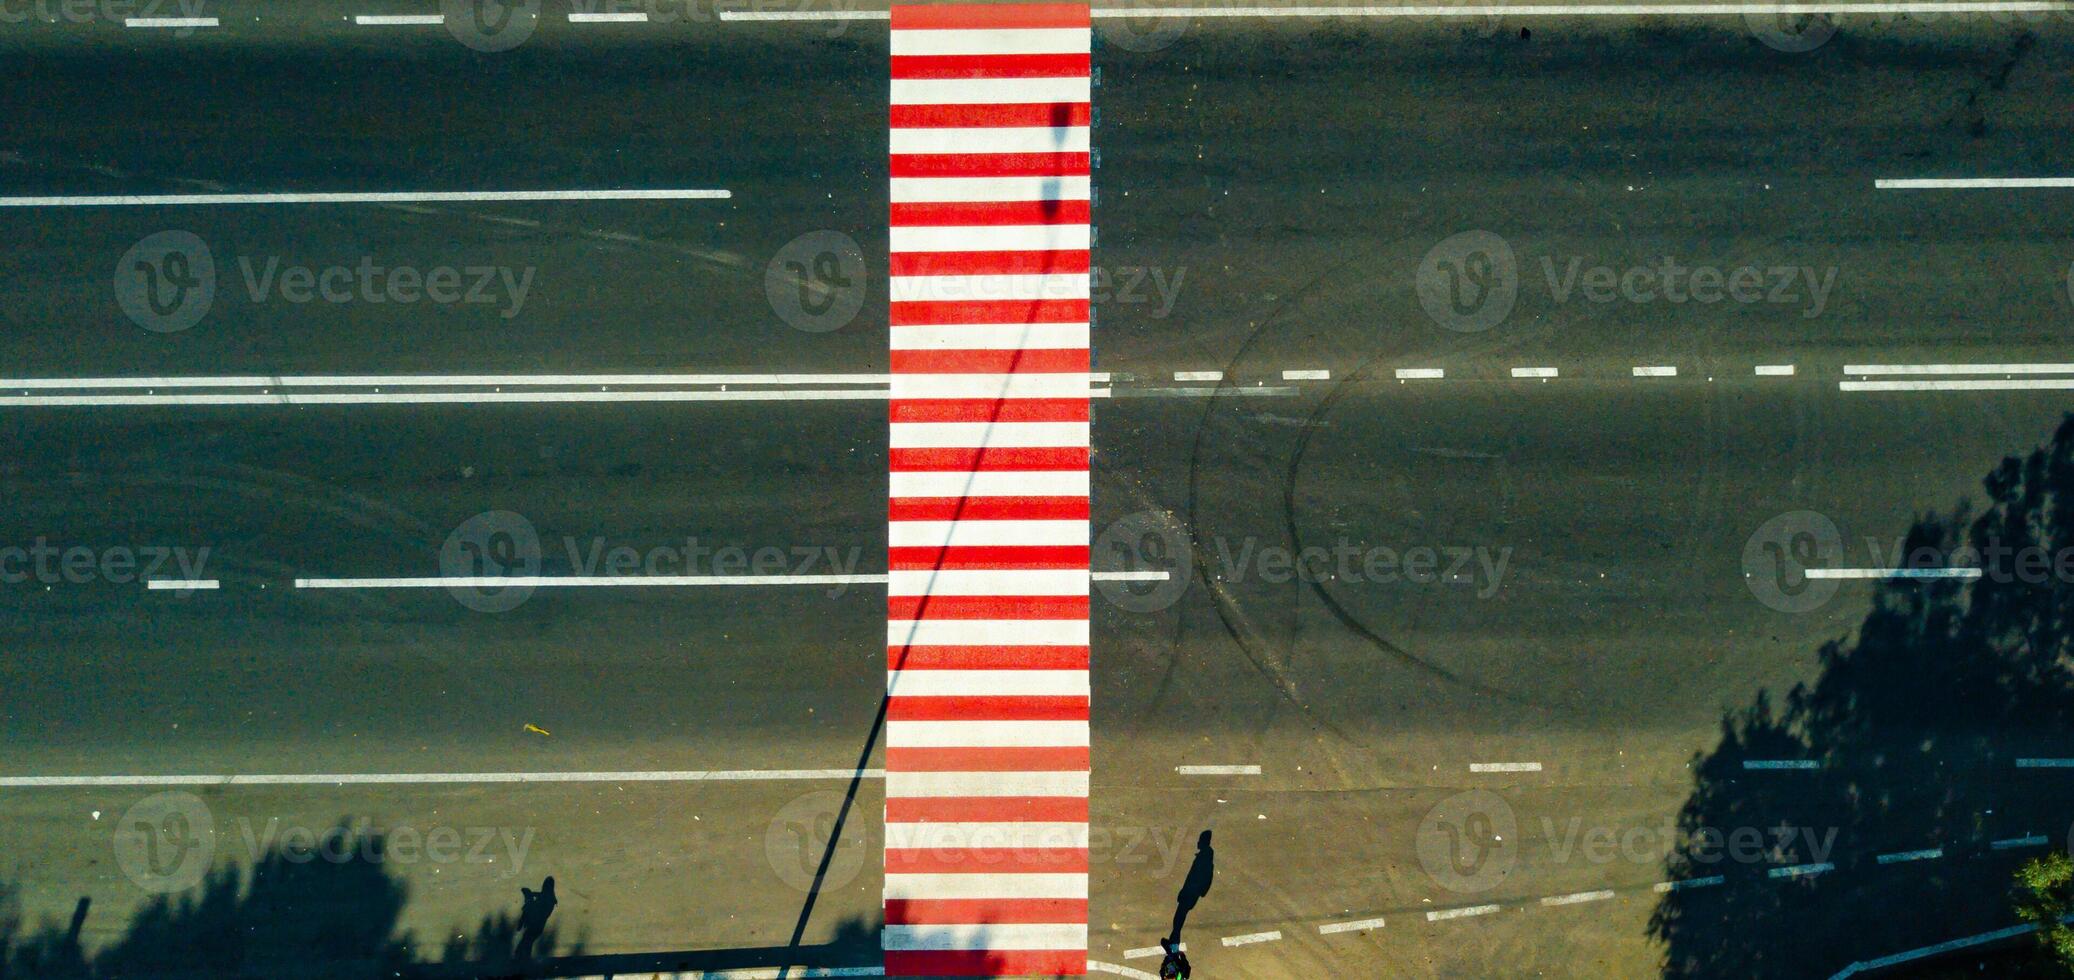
1651, 414, 2074, 979
0, 824, 886, 980
1167, 830, 1215, 946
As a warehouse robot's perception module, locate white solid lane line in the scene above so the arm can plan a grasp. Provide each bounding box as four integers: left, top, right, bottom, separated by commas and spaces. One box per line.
1846, 363, 2074, 375
1102, 1, 2074, 14
1804, 568, 1980, 579
0, 769, 883, 788
0, 189, 729, 207
1878, 177, 2074, 189
0, 373, 888, 389
1844, 379, 2074, 392
1175, 765, 1262, 775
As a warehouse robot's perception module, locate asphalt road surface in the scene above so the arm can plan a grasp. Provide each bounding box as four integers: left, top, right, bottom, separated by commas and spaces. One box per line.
3, 5, 2074, 979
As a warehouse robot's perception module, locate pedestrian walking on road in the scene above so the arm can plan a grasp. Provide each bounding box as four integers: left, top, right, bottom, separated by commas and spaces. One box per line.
1158, 937, 1192, 979
514, 875, 557, 959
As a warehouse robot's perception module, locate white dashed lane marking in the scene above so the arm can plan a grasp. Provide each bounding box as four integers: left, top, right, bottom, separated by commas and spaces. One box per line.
1875, 848, 1943, 865
1173, 370, 1223, 382
569, 11, 651, 21
1742, 759, 1820, 770
1540, 890, 1615, 907
1281, 369, 1331, 381
1426, 904, 1500, 921
1395, 368, 1444, 380
1469, 761, 1541, 772
1756, 364, 1796, 376
146, 579, 218, 591
1878, 177, 2074, 189
1805, 568, 1980, 580
1174, 765, 1262, 775
124, 16, 215, 27
1221, 931, 1282, 947
1317, 917, 1386, 935
353, 14, 443, 24
1511, 367, 1558, 379
1632, 365, 1677, 377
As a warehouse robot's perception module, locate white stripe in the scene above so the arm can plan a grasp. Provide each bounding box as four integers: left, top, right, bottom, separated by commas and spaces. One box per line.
1173, 370, 1223, 382
891, 127, 1090, 155
125, 16, 216, 26
355, 14, 444, 24
889, 471, 1091, 498
1470, 761, 1542, 772
890, 176, 1090, 203
892, 78, 1091, 106
1318, 917, 1386, 935
1768, 862, 1834, 878
890, 274, 1090, 303
1633, 365, 1677, 378
887, 823, 1091, 850
887, 518, 1089, 547
891, 323, 1090, 349
890, 27, 1090, 56
569, 11, 649, 21
0, 373, 883, 390
1755, 364, 1796, 376
891, 224, 1091, 252
1123, 944, 1181, 960
887, 720, 1089, 748
1651, 875, 1725, 892
295, 575, 878, 589
889, 422, 1090, 450
889, 619, 1090, 647
1175, 765, 1261, 775
1395, 368, 1444, 380
1877, 848, 1944, 864
1427, 905, 1500, 921
1843, 379, 2074, 392
1878, 177, 2074, 189
883, 873, 1086, 900
0, 769, 879, 788
0, 189, 729, 207
0, 390, 902, 407
886, 770, 1089, 798
889, 569, 1091, 596
146, 579, 218, 591
1221, 931, 1282, 947
1845, 362, 2074, 375
1540, 890, 1615, 906
1803, 568, 1980, 579
1282, 369, 1330, 381
888, 670, 1090, 697
890, 374, 1092, 400
1511, 367, 1559, 378
882, 924, 1088, 951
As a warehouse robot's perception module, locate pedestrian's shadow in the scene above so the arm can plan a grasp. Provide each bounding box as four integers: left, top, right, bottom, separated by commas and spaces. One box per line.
1650, 413, 2074, 978
1167, 830, 1215, 945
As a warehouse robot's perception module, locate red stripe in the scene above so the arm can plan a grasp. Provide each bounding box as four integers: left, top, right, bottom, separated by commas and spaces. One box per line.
890, 3, 1091, 30
886, 746, 1091, 771
888, 595, 1089, 620
890, 200, 1091, 226
886, 847, 1090, 874
887, 646, 1090, 670
891, 299, 1089, 325
886, 695, 1089, 721
889, 447, 1089, 471
891, 348, 1089, 374
888, 249, 1089, 277
891, 53, 1090, 79
888, 496, 1090, 521
890, 399, 1089, 423
888, 544, 1089, 570
890, 152, 1089, 178
891, 103, 1091, 130
884, 898, 1088, 926
886, 796, 1090, 823
885, 950, 1087, 976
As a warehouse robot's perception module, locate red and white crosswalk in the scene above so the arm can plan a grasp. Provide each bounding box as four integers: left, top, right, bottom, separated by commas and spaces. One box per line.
884, 3, 1093, 976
